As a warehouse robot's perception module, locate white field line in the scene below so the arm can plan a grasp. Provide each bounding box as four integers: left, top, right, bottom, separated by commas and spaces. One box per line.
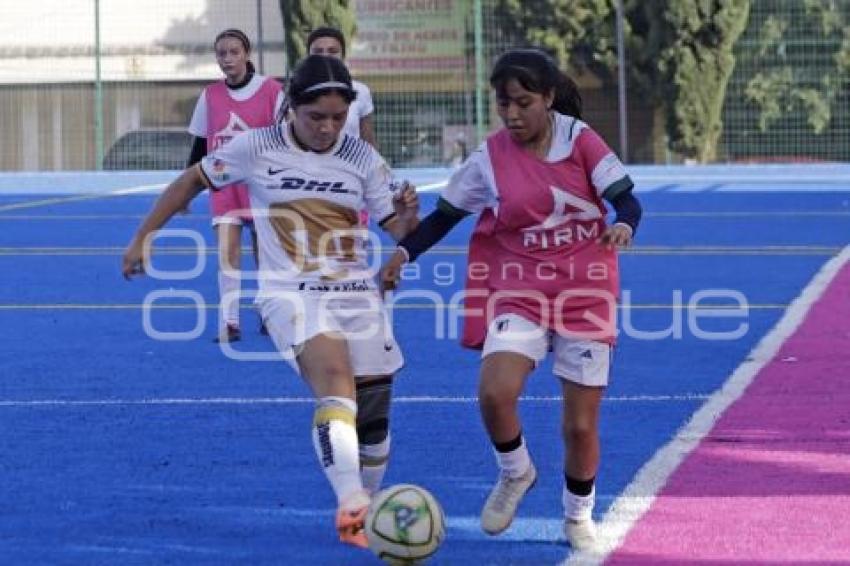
631, 173, 850, 185
0, 393, 708, 409
0, 183, 167, 213
0, 303, 787, 310
186, 505, 568, 543
564, 244, 850, 565
106, 183, 167, 196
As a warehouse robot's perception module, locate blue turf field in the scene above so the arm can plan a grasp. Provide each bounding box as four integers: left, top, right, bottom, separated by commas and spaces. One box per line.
0, 168, 848, 564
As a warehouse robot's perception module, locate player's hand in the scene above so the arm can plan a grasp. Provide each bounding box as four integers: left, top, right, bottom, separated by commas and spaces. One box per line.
379, 248, 408, 296
392, 182, 419, 222
122, 237, 148, 280
598, 223, 633, 249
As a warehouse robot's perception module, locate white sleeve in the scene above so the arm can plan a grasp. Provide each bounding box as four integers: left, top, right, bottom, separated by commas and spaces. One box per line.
199, 131, 252, 190
357, 83, 374, 118
440, 143, 497, 214
187, 92, 207, 137
574, 128, 631, 198
362, 152, 396, 224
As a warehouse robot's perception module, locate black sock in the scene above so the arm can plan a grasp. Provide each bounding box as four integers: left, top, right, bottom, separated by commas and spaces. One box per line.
565, 474, 595, 496
493, 433, 522, 453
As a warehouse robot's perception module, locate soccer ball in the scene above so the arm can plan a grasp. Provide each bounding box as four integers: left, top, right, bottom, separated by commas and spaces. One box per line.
365, 484, 446, 564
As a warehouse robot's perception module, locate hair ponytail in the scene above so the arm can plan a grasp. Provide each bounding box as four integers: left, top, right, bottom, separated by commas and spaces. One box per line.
552, 71, 582, 119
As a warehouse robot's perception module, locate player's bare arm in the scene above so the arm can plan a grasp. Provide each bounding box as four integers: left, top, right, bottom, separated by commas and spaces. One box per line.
381, 182, 420, 241
122, 164, 207, 279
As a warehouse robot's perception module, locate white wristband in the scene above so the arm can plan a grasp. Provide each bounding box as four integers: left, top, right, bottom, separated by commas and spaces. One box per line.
396, 245, 411, 263
613, 222, 633, 237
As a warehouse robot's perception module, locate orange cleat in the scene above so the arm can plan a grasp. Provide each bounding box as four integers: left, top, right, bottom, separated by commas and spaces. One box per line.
336, 492, 370, 548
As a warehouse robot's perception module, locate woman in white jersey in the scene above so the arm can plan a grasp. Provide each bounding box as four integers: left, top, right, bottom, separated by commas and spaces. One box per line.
187, 29, 285, 342
122, 55, 419, 550
381, 49, 643, 551
306, 27, 377, 226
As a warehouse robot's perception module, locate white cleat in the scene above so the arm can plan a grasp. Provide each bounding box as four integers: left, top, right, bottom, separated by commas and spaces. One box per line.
565, 518, 598, 551
480, 462, 537, 535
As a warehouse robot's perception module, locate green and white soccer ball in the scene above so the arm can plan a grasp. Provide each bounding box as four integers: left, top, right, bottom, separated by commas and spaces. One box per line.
365, 484, 446, 564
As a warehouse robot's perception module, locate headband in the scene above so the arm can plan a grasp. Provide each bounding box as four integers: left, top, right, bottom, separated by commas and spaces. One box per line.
302, 81, 352, 93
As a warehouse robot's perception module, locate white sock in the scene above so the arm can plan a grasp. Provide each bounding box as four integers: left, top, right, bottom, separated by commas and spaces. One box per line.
494, 436, 531, 478
360, 434, 391, 494
311, 396, 364, 506
218, 269, 240, 326
563, 485, 595, 522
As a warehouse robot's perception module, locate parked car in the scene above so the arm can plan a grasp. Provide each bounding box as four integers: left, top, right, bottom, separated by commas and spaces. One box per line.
103, 128, 193, 170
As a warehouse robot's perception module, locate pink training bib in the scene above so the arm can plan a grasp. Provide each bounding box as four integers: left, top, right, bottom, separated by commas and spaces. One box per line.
461, 128, 619, 348
205, 77, 282, 220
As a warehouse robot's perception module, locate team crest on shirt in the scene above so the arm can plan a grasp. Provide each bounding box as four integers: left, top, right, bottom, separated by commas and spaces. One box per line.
210, 158, 229, 183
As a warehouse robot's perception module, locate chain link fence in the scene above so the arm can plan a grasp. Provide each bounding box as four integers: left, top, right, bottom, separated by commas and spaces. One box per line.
1, 0, 847, 171
722, 0, 850, 163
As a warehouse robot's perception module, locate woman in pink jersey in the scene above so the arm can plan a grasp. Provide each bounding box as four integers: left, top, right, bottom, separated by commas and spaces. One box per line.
123, 55, 419, 550
381, 48, 642, 551
187, 29, 284, 342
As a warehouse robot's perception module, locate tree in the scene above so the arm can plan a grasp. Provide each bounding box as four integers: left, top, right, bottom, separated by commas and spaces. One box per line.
724, 0, 850, 160
493, 0, 750, 163
278, 0, 356, 73
654, 1, 750, 162
492, 0, 618, 80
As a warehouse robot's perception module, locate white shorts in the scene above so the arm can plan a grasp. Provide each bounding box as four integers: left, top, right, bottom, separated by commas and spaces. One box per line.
482, 313, 612, 387
258, 289, 403, 377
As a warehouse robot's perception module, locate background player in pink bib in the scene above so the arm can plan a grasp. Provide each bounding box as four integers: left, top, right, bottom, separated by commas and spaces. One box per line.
187, 29, 284, 342
381, 48, 643, 551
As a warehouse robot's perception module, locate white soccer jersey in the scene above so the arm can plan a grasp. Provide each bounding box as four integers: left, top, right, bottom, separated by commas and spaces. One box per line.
342, 80, 374, 139
199, 124, 397, 291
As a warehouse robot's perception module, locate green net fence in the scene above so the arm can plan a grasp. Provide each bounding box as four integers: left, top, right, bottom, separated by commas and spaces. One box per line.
722, 0, 850, 163
1, 0, 847, 171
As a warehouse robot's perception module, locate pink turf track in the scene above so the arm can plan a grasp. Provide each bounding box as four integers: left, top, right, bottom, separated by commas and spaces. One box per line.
607, 261, 850, 564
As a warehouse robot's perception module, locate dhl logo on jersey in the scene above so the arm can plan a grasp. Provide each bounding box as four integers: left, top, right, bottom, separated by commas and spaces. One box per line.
269, 176, 353, 194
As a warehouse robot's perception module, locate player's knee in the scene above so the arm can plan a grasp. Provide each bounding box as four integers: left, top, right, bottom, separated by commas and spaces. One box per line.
356, 377, 392, 444
479, 383, 515, 413
227, 250, 240, 269
314, 396, 356, 427
564, 419, 598, 444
